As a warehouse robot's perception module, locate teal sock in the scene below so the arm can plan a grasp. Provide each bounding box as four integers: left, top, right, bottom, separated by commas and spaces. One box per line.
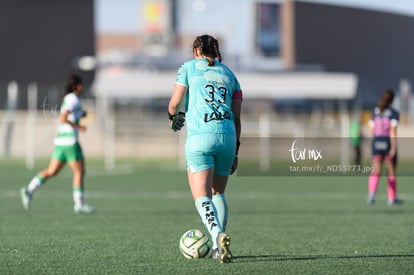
195, 196, 223, 249
212, 194, 228, 231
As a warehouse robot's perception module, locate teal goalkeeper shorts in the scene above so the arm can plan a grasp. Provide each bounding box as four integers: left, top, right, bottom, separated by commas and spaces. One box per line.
52, 142, 84, 162
185, 134, 236, 176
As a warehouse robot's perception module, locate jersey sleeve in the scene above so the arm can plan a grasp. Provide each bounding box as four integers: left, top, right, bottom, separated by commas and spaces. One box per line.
390, 109, 400, 126
60, 94, 77, 113
175, 63, 189, 87
232, 77, 243, 101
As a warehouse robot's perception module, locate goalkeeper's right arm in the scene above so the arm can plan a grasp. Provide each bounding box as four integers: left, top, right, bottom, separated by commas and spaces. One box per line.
168, 84, 187, 132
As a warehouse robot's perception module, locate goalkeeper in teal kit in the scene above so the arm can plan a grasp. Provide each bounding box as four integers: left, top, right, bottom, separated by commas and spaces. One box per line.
168, 34, 242, 263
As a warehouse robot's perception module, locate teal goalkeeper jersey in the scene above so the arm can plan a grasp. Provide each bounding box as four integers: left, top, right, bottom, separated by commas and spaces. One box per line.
54, 93, 84, 146
175, 58, 241, 136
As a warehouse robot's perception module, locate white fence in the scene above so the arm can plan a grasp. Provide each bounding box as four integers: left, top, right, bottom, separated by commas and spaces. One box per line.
8, 73, 413, 172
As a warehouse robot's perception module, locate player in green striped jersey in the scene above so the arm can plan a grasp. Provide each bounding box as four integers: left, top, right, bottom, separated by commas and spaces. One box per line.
21, 75, 95, 214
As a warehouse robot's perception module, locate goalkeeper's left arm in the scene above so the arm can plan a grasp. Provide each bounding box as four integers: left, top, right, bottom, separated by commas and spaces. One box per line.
169, 112, 185, 132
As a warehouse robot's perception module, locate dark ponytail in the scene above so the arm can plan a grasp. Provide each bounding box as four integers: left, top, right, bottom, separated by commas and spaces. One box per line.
64, 74, 83, 95
193, 35, 222, 66
378, 89, 395, 112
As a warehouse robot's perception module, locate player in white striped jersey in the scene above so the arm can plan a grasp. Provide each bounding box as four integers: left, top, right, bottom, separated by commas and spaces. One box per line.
21, 75, 95, 214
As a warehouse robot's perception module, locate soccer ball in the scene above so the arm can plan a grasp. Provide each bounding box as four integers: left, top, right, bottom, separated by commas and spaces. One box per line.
179, 229, 210, 259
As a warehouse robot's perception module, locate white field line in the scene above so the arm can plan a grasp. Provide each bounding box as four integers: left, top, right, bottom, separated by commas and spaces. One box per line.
60, 163, 179, 177
2, 190, 413, 200
70, 164, 136, 177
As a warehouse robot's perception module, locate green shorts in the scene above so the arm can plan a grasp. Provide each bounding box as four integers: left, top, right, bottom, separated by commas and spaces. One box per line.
52, 142, 84, 162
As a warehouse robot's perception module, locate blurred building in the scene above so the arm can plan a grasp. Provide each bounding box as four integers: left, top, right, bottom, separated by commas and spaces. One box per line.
292, 1, 414, 107
1, 0, 414, 109
97, 0, 414, 107
0, 0, 95, 108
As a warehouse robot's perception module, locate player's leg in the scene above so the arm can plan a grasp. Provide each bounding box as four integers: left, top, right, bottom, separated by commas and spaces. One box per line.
212, 134, 235, 230
355, 145, 362, 166
30, 159, 66, 191
21, 158, 65, 210
210, 134, 234, 262
68, 159, 85, 207
67, 143, 95, 213
211, 177, 231, 263
186, 162, 224, 258
188, 168, 222, 241
186, 134, 231, 263
188, 169, 231, 263
385, 155, 401, 205
212, 177, 229, 231
367, 156, 382, 205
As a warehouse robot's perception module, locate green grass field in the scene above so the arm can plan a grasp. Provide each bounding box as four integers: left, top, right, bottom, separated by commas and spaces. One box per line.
1, 159, 413, 274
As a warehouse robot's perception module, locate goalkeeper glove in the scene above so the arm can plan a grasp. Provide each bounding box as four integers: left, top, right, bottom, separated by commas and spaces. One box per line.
169, 112, 185, 132
230, 141, 240, 175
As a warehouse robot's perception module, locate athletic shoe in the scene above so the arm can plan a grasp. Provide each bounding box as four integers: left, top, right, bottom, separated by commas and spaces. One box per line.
20, 187, 32, 210
216, 232, 232, 263
211, 247, 232, 260
211, 249, 219, 259
388, 198, 403, 206
367, 193, 375, 206
73, 204, 96, 214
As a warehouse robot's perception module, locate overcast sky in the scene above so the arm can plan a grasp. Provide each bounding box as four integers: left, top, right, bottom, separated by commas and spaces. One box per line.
95, 0, 414, 33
